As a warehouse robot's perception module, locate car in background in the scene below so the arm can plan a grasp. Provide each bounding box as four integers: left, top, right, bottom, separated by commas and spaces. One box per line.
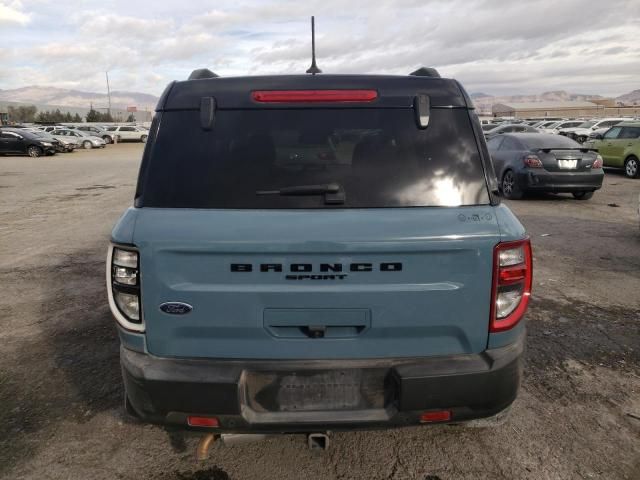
484, 123, 540, 140
531, 120, 559, 129
488, 133, 604, 200
558, 118, 627, 143
104, 125, 148, 143
51, 128, 106, 149
27, 129, 76, 153
37, 125, 65, 133
541, 120, 585, 135
583, 122, 640, 178
0, 128, 57, 157
76, 125, 118, 144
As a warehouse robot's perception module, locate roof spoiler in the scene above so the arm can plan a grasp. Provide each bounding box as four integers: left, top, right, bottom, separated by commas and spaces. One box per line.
188, 68, 219, 80
410, 67, 441, 78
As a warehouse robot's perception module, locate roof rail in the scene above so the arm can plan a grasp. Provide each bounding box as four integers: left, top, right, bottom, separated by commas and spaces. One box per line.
409, 67, 441, 78
188, 68, 219, 80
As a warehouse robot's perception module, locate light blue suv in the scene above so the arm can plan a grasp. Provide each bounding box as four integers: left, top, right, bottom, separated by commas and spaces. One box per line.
107, 67, 532, 437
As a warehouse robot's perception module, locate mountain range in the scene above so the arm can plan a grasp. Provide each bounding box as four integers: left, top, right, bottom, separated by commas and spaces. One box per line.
0, 86, 638, 112
0, 86, 158, 111
470, 89, 640, 113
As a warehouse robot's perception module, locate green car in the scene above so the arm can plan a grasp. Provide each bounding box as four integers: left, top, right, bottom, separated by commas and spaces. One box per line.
585, 122, 640, 178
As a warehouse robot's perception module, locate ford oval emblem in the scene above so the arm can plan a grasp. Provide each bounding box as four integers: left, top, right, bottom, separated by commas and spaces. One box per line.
159, 302, 193, 315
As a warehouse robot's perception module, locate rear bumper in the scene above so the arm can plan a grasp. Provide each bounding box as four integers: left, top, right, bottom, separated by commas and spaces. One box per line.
121, 333, 524, 432
518, 169, 604, 192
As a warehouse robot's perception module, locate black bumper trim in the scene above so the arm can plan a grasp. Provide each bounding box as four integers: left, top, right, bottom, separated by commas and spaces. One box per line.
121, 334, 524, 432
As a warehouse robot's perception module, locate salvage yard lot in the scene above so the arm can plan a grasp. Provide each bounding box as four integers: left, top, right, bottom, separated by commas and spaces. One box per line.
0, 144, 638, 480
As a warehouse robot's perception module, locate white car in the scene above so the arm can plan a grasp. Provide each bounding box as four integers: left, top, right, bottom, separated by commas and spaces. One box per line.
51, 128, 106, 149
558, 118, 627, 143
75, 125, 118, 144
105, 125, 148, 143
541, 120, 585, 135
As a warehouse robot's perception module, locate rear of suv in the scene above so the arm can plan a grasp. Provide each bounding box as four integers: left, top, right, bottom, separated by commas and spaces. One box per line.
108, 68, 532, 434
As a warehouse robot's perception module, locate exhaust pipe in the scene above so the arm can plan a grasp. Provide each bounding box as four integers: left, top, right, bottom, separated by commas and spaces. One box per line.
196, 433, 217, 461
307, 432, 330, 451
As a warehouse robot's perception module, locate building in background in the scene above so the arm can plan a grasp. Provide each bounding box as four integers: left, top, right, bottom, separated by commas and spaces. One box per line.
492, 100, 640, 119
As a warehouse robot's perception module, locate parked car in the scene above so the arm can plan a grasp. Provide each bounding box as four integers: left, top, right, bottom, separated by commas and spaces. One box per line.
558, 118, 627, 143
51, 128, 106, 149
583, 122, 640, 178
28, 129, 76, 153
484, 123, 539, 139
76, 125, 118, 144
541, 120, 584, 135
488, 133, 604, 200
108, 67, 532, 437
0, 128, 57, 157
105, 125, 148, 142
37, 125, 65, 133
531, 120, 559, 129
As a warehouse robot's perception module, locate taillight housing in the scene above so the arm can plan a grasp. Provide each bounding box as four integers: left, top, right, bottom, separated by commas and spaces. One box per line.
592, 154, 603, 169
107, 245, 143, 332
523, 154, 543, 168
490, 239, 532, 333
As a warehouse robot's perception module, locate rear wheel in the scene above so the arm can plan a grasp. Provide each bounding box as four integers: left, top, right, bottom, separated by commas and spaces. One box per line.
83, 140, 92, 149
572, 191, 594, 200
27, 146, 42, 157
103, 135, 112, 144
501, 170, 523, 199
624, 156, 639, 178
141, 135, 148, 143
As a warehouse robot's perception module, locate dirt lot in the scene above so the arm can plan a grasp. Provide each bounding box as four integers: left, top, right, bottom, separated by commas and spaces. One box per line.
0, 143, 638, 480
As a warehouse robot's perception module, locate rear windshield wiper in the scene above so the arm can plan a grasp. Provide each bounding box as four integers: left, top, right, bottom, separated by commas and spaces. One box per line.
256, 183, 345, 204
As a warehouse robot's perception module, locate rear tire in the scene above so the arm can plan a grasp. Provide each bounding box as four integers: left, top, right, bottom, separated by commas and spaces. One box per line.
572, 191, 594, 200
501, 170, 523, 199
83, 140, 92, 149
141, 135, 148, 143
27, 146, 42, 157
624, 156, 639, 178
103, 135, 112, 144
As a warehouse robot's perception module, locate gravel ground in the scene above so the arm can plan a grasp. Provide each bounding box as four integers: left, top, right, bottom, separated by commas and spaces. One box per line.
0, 143, 638, 480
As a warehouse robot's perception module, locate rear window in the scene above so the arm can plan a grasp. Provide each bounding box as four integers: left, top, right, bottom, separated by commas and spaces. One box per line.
519, 134, 581, 150
138, 108, 490, 208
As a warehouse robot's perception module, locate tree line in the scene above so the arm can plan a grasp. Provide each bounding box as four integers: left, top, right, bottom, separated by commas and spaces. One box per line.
6, 105, 135, 123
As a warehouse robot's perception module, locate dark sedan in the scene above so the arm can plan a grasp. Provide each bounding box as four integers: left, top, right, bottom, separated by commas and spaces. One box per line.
488, 133, 604, 200
0, 128, 57, 157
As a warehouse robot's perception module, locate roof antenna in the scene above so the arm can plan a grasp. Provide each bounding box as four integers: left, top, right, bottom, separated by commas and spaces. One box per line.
306, 16, 322, 74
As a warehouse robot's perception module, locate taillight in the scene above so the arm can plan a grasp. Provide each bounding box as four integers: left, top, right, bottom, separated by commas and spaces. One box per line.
490, 239, 532, 333
107, 245, 143, 332
251, 89, 378, 103
592, 154, 603, 169
523, 154, 543, 168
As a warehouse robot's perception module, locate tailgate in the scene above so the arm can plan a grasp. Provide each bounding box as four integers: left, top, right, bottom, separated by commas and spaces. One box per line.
134, 207, 500, 360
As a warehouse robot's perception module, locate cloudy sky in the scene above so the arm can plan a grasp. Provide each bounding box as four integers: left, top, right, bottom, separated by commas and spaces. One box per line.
1, 0, 639, 96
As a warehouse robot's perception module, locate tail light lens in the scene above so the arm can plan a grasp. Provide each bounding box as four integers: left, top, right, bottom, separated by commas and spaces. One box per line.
592, 155, 603, 169
490, 239, 532, 333
523, 155, 543, 168
107, 246, 143, 332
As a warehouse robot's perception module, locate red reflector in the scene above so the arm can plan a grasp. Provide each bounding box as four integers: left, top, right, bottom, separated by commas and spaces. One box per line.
499, 265, 527, 283
187, 416, 219, 428
419, 410, 452, 423
251, 89, 378, 103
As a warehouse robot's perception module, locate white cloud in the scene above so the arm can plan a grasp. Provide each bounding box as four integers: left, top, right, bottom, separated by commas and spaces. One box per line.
0, 0, 29, 26
0, 0, 638, 97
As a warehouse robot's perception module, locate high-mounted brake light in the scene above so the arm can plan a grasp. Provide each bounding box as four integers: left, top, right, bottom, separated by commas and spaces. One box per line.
251, 90, 378, 103
490, 239, 532, 333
